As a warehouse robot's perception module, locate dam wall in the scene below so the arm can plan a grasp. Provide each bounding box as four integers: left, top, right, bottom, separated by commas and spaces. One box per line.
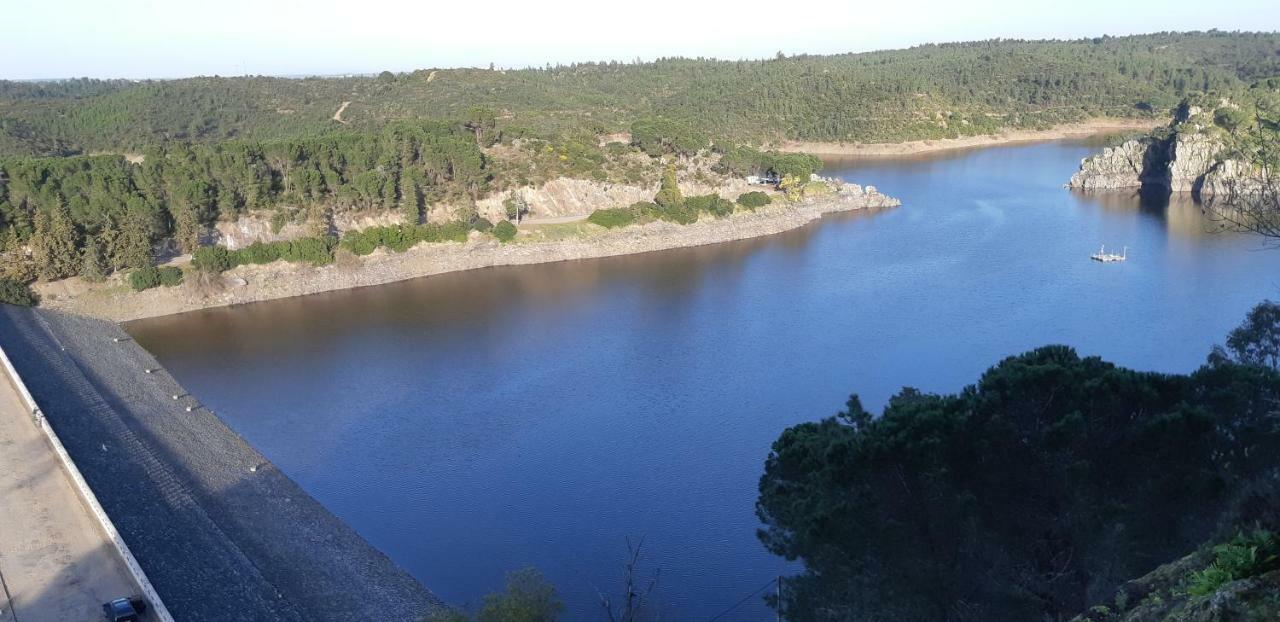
0, 305, 443, 621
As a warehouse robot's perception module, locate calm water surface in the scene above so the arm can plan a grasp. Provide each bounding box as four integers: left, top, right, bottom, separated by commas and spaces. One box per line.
129, 140, 1280, 620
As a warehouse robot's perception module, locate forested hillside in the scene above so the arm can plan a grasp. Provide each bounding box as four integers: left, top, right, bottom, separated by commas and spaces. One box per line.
3, 31, 1279, 157
2, 31, 1279, 296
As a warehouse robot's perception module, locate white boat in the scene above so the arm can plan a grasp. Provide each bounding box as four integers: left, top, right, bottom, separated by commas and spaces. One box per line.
1090, 245, 1127, 262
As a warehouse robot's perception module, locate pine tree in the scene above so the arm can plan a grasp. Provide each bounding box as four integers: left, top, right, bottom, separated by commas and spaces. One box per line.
0, 229, 35, 283
400, 169, 423, 225
30, 203, 80, 281
80, 235, 107, 282
113, 209, 154, 270
98, 218, 121, 269
173, 207, 200, 254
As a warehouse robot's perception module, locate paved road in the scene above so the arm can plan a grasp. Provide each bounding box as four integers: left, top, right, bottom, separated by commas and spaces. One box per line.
0, 373, 138, 622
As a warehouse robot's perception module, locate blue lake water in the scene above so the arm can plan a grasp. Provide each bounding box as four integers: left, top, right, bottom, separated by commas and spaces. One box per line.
129, 139, 1280, 620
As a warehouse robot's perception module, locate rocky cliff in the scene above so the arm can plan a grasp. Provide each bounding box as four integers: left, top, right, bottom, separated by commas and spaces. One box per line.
1069, 546, 1280, 622
1067, 104, 1264, 199
1067, 132, 1236, 197
215, 176, 761, 249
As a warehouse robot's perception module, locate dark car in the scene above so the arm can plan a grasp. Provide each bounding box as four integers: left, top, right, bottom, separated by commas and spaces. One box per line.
102, 596, 148, 622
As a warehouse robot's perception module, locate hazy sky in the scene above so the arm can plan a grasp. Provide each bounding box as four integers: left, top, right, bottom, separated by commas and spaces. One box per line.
3, 0, 1279, 80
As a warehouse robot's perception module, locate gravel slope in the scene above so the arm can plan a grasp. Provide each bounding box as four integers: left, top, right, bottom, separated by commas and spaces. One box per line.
0, 305, 443, 621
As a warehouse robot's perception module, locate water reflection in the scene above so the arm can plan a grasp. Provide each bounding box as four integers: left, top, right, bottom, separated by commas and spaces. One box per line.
127, 207, 884, 360
1070, 189, 1227, 241
128, 140, 1280, 621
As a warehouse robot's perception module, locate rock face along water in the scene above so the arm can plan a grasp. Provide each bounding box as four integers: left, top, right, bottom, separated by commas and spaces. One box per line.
129, 140, 1280, 621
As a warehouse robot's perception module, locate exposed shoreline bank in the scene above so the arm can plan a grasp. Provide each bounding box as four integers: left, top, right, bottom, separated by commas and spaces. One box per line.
40, 188, 899, 323
772, 118, 1162, 157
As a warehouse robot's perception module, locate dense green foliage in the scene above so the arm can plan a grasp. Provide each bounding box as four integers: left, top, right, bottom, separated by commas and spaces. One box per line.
715, 146, 823, 181
684, 193, 735, 218
0, 119, 490, 281
587, 184, 774, 230
129, 265, 182, 291
585, 207, 637, 228
491, 220, 517, 243
1211, 300, 1280, 369
1186, 530, 1280, 597
0, 277, 37, 306
3, 32, 1278, 157
757, 303, 1280, 621
341, 221, 471, 256
191, 236, 338, 273
736, 191, 772, 209
0, 120, 488, 238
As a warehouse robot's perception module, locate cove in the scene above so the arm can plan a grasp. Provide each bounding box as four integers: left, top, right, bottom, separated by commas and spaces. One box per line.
128, 139, 1280, 620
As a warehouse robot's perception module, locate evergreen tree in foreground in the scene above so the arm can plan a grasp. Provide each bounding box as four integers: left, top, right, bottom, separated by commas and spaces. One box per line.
30, 203, 81, 281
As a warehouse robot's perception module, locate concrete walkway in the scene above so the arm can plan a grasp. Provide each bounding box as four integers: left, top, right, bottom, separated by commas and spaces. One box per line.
0, 375, 137, 622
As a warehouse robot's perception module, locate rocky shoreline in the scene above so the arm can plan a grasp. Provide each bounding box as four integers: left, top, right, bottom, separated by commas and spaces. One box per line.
1066, 107, 1263, 198
1065, 131, 1235, 196
38, 183, 899, 322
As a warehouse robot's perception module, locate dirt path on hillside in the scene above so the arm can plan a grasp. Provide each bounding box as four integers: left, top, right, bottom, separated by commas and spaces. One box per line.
332, 101, 351, 124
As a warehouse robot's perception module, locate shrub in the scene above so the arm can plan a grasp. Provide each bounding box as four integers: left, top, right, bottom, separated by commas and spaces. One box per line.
129, 267, 161, 291
342, 229, 381, 256
0, 277, 38, 306
191, 245, 235, 273
471, 218, 494, 233
282, 237, 336, 266
440, 221, 472, 242
130, 266, 184, 291
686, 194, 734, 217
737, 191, 772, 209
157, 266, 184, 287
1186, 530, 1280, 596
238, 241, 283, 265
587, 208, 637, 229
659, 203, 699, 225
415, 221, 471, 244
630, 201, 660, 217
493, 220, 518, 242
379, 226, 414, 253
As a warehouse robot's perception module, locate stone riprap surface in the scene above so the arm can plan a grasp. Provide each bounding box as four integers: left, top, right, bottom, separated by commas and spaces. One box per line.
0, 366, 140, 622
0, 305, 443, 622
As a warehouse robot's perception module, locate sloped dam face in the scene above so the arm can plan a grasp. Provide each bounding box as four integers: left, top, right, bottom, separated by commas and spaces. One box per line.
128, 139, 1280, 620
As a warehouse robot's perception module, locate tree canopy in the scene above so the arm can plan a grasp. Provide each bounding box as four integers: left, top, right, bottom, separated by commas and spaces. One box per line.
2, 32, 1278, 158
757, 307, 1280, 621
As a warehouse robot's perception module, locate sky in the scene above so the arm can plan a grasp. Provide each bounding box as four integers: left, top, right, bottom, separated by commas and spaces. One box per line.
2, 0, 1279, 80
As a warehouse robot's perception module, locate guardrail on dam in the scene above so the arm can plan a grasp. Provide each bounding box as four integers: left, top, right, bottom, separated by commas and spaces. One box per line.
0, 314, 175, 622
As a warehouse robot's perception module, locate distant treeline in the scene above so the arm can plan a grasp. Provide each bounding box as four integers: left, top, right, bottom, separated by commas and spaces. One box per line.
0, 119, 489, 260
2, 32, 1279, 156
